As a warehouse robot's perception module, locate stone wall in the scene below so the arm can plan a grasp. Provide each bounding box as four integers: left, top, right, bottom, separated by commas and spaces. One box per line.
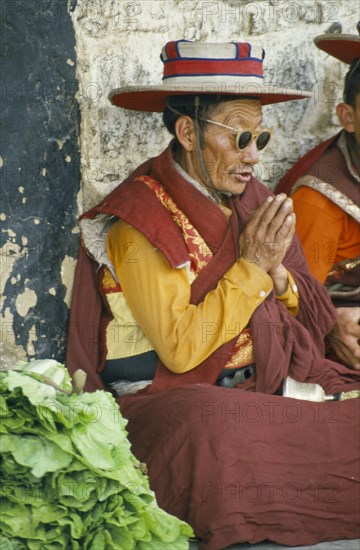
72, 0, 358, 210
1, 0, 358, 362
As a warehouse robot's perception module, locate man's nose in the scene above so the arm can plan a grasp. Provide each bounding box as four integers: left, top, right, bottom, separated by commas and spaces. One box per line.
240, 139, 260, 164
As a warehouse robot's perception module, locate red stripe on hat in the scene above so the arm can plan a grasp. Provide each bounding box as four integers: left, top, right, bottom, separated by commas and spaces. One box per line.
238, 43, 250, 58
165, 41, 180, 59
163, 59, 263, 78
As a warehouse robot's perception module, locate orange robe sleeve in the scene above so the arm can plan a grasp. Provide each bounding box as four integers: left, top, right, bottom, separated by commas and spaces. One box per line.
293, 187, 360, 284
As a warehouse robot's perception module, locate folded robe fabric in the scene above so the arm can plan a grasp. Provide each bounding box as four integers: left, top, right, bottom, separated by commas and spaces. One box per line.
119, 385, 360, 550
66, 143, 360, 549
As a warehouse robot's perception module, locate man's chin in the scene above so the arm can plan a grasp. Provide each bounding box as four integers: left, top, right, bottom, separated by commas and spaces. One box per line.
212, 179, 247, 196
229, 182, 247, 195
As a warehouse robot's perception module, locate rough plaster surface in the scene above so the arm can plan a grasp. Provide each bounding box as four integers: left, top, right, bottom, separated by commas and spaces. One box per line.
72, 0, 358, 212
0, 0, 80, 362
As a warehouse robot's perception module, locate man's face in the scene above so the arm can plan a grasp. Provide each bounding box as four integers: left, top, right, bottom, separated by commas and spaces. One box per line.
353, 93, 360, 147
336, 92, 360, 149
195, 99, 264, 195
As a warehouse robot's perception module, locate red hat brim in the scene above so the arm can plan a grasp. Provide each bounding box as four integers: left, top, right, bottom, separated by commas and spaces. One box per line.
109, 85, 312, 112
314, 34, 360, 64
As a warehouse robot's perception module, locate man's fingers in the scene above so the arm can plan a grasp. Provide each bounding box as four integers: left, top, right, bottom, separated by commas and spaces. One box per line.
246, 194, 288, 236
274, 213, 296, 241
334, 308, 360, 363
331, 336, 360, 369
348, 325, 360, 339
250, 195, 293, 245
247, 195, 277, 228
330, 331, 360, 369
266, 198, 294, 234
341, 334, 360, 358
240, 194, 295, 272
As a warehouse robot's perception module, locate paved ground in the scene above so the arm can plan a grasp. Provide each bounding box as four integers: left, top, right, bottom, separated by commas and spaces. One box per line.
189, 539, 360, 549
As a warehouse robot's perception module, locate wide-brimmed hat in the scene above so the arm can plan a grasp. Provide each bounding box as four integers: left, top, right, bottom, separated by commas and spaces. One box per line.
314, 22, 360, 64
109, 40, 312, 112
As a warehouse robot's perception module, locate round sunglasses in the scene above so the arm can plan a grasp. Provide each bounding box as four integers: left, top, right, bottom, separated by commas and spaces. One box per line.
199, 117, 272, 151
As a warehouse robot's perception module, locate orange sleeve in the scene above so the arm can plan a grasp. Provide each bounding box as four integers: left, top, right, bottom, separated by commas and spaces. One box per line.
292, 187, 344, 283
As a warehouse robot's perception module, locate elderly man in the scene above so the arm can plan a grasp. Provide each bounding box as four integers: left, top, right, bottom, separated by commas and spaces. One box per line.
67, 40, 360, 549
276, 25, 360, 370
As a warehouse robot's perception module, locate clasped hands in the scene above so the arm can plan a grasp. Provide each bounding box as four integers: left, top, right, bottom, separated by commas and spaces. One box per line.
330, 307, 360, 370
239, 193, 295, 295
239, 195, 360, 370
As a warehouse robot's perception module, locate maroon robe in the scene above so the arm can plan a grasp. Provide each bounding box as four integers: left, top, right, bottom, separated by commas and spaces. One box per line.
66, 143, 360, 549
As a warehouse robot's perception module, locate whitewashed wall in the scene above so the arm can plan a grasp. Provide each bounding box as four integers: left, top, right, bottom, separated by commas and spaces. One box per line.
72, 0, 358, 210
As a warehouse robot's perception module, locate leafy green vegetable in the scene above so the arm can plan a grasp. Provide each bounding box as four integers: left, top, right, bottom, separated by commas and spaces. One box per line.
0, 360, 193, 548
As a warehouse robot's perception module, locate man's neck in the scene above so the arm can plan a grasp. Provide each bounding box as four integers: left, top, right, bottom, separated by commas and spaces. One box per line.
345, 132, 360, 177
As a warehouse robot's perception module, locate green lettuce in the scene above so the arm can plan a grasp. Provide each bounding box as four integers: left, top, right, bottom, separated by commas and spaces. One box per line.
0, 360, 193, 548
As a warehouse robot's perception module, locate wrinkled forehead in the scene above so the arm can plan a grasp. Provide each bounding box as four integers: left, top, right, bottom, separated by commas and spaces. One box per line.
210, 98, 263, 121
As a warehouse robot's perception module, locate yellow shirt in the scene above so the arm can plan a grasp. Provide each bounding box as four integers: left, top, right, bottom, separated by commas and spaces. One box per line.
106, 219, 299, 374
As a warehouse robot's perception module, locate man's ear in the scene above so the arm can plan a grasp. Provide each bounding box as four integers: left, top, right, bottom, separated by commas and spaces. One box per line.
174, 116, 196, 151
336, 102, 355, 133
